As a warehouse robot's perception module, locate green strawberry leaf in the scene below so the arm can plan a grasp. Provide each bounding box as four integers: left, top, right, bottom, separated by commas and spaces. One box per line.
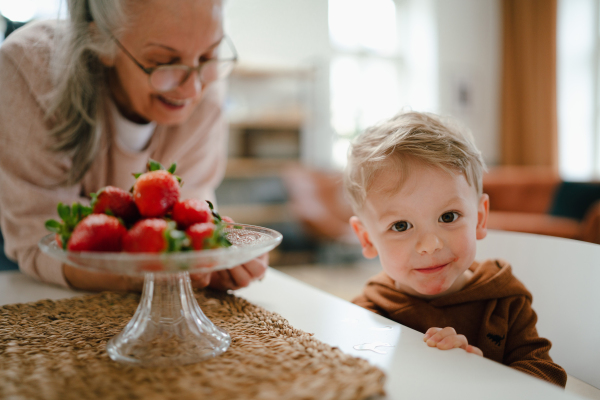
89, 192, 98, 208
205, 200, 224, 223
209, 221, 232, 248
148, 159, 164, 171
167, 163, 177, 174
45, 201, 92, 249
57, 203, 70, 221
59, 234, 69, 250
164, 221, 190, 252
167, 229, 189, 252
45, 219, 62, 233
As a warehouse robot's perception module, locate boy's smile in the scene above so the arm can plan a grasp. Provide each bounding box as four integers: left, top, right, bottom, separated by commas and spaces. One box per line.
350, 161, 489, 299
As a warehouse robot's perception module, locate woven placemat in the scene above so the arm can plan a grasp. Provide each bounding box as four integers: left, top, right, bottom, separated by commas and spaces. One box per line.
0, 290, 385, 400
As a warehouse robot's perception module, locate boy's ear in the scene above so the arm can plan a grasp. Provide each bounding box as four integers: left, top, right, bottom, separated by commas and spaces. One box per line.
476, 193, 490, 240
350, 216, 378, 259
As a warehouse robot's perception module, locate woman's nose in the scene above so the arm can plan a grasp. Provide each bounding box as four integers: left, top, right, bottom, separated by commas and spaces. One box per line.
416, 232, 443, 254
177, 71, 202, 98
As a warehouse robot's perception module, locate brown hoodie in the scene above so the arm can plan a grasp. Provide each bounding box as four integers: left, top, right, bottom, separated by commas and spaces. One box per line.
352, 259, 567, 387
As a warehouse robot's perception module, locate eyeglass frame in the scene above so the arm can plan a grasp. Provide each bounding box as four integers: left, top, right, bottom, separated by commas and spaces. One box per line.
111, 34, 238, 92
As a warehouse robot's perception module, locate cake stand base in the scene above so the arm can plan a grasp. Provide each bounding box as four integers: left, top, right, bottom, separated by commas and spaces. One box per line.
106, 271, 231, 367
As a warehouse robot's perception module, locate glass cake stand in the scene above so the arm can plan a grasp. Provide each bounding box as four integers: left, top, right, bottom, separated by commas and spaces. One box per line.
39, 223, 282, 367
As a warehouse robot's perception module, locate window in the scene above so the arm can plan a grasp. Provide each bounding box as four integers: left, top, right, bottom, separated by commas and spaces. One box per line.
0, 0, 66, 23
0, 0, 66, 45
328, 0, 438, 169
557, 0, 600, 180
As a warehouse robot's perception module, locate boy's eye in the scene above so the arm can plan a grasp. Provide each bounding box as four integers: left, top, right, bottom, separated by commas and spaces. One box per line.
439, 212, 459, 223
391, 221, 412, 232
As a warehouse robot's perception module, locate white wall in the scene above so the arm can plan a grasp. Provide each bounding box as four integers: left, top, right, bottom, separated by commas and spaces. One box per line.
224, 0, 330, 68
224, 0, 502, 168
436, 0, 502, 167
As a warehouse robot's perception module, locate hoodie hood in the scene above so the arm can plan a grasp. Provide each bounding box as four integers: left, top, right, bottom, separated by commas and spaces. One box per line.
360, 259, 531, 316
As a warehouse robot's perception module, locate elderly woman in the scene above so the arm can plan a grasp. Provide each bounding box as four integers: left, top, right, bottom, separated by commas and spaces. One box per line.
0, 0, 267, 291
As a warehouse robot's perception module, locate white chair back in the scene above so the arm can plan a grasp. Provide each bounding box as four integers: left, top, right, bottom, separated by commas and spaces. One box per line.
477, 230, 600, 389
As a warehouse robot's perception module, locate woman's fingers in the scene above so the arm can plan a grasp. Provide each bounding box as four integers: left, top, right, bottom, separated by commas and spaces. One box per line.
208, 269, 235, 291
208, 253, 269, 291
189, 272, 211, 288
227, 265, 254, 289
241, 253, 268, 280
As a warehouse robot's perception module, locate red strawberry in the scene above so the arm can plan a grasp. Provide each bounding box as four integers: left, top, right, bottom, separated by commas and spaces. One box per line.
133, 170, 180, 218
123, 219, 169, 253
67, 214, 127, 252
186, 222, 215, 250
221, 215, 234, 223
91, 186, 139, 222
172, 199, 212, 229
123, 219, 187, 253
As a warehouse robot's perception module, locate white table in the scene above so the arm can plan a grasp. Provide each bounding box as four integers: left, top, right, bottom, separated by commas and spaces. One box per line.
0, 265, 584, 400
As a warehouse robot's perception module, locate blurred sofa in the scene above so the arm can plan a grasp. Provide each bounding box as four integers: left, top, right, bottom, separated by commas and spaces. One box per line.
282, 165, 600, 246
484, 166, 600, 244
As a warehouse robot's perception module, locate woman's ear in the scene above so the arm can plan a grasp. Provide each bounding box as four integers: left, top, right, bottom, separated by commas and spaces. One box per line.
476, 193, 489, 240
350, 216, 378, 259
89, 22, 115, 67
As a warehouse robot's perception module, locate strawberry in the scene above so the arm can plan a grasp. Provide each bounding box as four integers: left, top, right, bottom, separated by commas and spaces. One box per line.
132, 160, 181, 218
91, 186, 139, 222
186, 223, 215, 250
172, 199, 212, 229
221, 215, 235, 223
45, 202, 93, 250
123, 219, 188, 253
67, 214, 127, 252
186, 221, 232, 250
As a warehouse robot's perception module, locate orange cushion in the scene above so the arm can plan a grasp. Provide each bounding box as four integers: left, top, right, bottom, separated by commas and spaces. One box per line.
487, 211, 580, 240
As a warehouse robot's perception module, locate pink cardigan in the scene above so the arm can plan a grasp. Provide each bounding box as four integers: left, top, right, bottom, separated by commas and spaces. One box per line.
0, 21, 228, 287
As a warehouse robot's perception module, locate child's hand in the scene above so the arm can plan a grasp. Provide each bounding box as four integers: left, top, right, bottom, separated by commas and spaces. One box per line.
423, 327, 483, 356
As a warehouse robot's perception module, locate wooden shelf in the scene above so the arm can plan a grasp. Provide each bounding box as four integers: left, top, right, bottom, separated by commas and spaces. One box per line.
228, 115, 304, 131
231, 65, 315, 79
216, 203, 292, 225
224, 158, 300, 179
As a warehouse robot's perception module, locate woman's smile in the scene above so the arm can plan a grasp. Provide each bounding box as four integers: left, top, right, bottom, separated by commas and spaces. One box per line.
156, 94, 190, 109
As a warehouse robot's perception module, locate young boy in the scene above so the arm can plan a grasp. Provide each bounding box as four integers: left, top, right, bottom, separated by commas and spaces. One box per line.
344, 111, 567, 387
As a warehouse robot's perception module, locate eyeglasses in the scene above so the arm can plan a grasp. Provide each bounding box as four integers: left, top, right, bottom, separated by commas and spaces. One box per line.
112, 35, 238, 92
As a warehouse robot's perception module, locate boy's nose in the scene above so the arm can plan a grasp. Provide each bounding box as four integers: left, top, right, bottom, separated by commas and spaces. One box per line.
416, 232, 443, 254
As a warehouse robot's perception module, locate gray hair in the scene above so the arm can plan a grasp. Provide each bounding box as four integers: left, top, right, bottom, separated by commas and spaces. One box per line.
343, 111, 487, 211
47, 0, 130, 185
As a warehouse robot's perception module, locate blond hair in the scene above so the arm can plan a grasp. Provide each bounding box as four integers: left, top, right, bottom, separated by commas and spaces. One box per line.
343, 111, 486, 211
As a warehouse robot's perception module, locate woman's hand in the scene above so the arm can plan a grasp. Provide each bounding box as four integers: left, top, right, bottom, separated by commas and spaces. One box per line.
64, 252, 269, 292
207, 253, 269, 291
63, 264, 144, 292
423, 327, 484, 356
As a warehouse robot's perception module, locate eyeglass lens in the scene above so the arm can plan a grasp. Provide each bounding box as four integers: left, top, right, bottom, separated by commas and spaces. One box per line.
149, 61, 235, 92
148, 39, 236, 92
